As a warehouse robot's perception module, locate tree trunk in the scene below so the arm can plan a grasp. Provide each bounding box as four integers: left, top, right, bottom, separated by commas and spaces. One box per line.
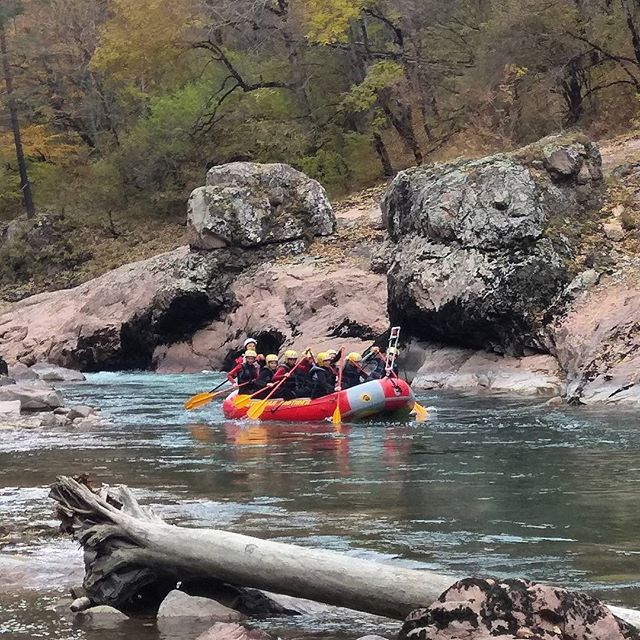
0, 26, 35, 218
50, 476, 456, 616
373, 132, 394, 176
50, 476, 640, 629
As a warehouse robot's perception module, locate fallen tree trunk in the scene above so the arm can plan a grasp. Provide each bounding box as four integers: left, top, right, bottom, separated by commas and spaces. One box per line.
50, 476, 640, 629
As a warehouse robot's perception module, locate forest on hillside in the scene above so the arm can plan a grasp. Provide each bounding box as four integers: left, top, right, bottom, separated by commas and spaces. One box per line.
1, 0, 640, 222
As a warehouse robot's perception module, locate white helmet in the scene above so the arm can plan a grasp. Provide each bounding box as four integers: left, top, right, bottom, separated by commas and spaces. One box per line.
243, 337, 257, 348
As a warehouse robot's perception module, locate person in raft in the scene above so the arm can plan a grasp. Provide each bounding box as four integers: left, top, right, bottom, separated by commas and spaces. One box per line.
233, 337, 265, 366
273, 349, 313, 400
309, 352, 337, 398
342, 352, 369, 389
253, 354, 279, 398
362, 346, 399, 379
227, 349, 260, 392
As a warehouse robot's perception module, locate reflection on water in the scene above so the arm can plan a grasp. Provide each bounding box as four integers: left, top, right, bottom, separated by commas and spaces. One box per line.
1, 372, 640, 639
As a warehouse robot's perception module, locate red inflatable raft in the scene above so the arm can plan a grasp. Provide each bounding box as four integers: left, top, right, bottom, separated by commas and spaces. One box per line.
222, 377, 416, 422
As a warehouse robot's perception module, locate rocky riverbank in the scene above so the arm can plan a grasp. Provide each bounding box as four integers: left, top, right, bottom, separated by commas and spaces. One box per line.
0, 362, 107, 429
1, 134, 639, 405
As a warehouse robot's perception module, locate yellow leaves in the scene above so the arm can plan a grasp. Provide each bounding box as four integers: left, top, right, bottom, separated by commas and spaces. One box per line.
91, 0, 198, 87
340, 61, 404, 113
300, 0, 369, 44
0, 125, 83, 164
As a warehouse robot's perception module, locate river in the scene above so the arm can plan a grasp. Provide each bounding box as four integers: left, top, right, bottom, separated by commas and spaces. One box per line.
1, 372, 639, 639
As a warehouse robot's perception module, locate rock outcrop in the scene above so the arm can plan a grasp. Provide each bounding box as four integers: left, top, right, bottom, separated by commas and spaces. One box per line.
188, 162, 335, 250
382, 136, 604, 354
549, 274, 640, 405
153, 261, 387, 372
0, 246, 228, 370
407, 342, 563, 397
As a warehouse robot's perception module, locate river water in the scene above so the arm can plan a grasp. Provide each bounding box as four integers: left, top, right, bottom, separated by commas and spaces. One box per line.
1, 372, 639, 639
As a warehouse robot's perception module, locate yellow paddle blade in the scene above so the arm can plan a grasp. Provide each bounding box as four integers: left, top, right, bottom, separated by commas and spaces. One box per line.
246, 397, 269, 421
332, 404, 341, 425
233, 394, 253, 409
413, 401, 428, 423
184, 392, 214, 411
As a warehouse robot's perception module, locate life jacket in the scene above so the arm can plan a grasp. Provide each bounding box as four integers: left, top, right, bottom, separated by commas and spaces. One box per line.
237, 362, 259, 387
309, 365, 335, 398
342, 362, 366, 389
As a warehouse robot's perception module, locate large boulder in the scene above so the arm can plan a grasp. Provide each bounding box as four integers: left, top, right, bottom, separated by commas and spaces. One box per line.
187, 162, 335, 250
157, 589, 245, 623
30, 362, 86, 382
0, 382, 63, 411
382, 136, 604, 354
397, 578, 636, 639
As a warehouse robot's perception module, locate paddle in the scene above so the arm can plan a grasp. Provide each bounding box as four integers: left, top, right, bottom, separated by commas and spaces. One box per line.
184, 380, 251, 411
332, 348, 346, 425
413, 401, 428, 422
233, 383, 272, 409
246, 359, 306, 421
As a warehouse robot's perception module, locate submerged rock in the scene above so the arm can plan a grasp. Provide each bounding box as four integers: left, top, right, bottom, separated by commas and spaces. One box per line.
75, 605, 129, 628
188, 162, 335, 250
197, 622, 273, 640
382, 136, 604, 355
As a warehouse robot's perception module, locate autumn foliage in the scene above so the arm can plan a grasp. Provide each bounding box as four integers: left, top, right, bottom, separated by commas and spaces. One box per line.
1, 0, 640, 222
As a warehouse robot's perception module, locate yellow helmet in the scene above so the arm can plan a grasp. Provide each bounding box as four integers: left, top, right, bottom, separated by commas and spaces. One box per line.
316, 352, 329, 365
244, 350, 257, 358
326, 349, 338, 358
266, 354, 278, 363
347, 352, 362, 362
284, 349, 298, 360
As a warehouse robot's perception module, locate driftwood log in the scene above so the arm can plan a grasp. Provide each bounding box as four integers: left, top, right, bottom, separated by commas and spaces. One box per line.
50, 475, 640, 630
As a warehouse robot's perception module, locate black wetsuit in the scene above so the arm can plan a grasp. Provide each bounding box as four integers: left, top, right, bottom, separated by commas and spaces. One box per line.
254, 366, 275, 398
309, 365, 336, 398
237, 362, 259, 392
342, 362, 367, 389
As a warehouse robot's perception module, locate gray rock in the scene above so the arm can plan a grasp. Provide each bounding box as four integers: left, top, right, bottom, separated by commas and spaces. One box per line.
0, 400, 21, 418
382, 136, 604, 354
67, 405, 94, 421
543, 146, 583, 176
39, 413, 65, 427
70, 596, 92, 612
197, 622, 273, 640
0, 356, 7, 376
30, 362, 86, 382
75, 605, 128, 628
187, 162, 335, 250
0, 376, 16, 387
0, 382, 63, 412
355, 636, 390, 640
7, 363, 37, 381
604, 222, 625, 242
158, 589, 245, 623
